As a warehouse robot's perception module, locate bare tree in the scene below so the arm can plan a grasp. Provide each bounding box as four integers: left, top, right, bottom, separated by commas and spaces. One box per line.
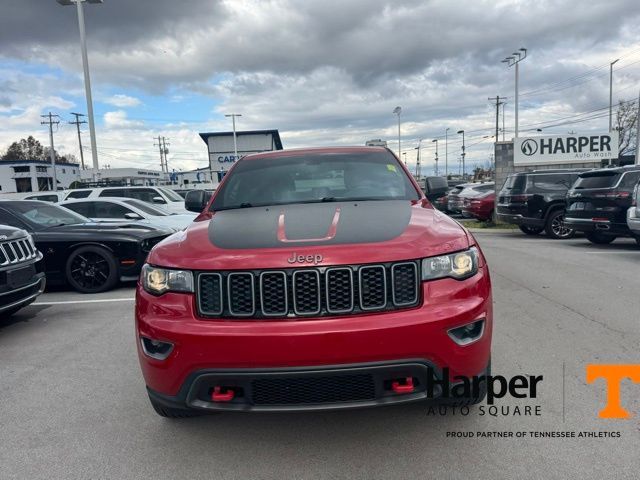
615, 99, 638, 155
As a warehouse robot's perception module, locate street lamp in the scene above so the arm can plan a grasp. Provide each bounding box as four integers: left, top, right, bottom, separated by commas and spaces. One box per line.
57, 0, 102, 174
432, 139, 439, 176
457, 130, 465, 178
393, 106, 402, 158
445, 127, 450, 178
502, 47, 527, 138
609, 58, 620, 132
402, 152, 407, 166
224, 113, 242, 160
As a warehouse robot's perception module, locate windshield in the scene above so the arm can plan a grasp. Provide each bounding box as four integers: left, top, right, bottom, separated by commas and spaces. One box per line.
158, 187, 184, 202
9, 202, 89, 228
210, 151, 420, 211
122, 198, 170, 216
573, 172, 621, 189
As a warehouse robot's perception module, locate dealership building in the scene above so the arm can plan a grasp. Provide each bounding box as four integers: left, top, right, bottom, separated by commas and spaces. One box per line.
493, 131, 634, 190
0, 159, 81, 194
199, 129, 283, 181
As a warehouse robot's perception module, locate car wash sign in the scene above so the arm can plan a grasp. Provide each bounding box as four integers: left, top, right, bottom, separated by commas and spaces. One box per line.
514, 132, 619, 166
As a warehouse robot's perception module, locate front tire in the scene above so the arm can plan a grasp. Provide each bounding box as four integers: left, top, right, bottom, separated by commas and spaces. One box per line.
585, 232, 616, 245
519, 225, 543, 235
65, 245, 118, 293
545, 210, 575, 239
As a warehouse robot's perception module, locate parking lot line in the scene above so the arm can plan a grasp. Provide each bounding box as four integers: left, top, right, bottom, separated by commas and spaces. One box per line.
32, 298, 135, 306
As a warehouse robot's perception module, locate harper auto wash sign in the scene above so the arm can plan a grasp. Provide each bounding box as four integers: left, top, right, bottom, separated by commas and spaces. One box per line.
514, 132, 619, 166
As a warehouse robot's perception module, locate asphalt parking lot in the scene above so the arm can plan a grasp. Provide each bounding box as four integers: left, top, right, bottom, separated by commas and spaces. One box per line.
1, 231, 639, 480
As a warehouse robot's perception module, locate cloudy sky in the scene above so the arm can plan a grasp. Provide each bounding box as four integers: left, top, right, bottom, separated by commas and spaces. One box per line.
1, 0, 640, 175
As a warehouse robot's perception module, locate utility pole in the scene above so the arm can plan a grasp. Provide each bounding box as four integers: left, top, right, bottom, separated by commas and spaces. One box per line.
41, 112, 60, 191
415, 139, 422, 178
162, 137, 170, 173
487, 95, 504, 142
69, 112, 87, 170
432, 139, 439, 176
154, 136, 166, 173
457, 130, 466, 179
225, 113, 242, 160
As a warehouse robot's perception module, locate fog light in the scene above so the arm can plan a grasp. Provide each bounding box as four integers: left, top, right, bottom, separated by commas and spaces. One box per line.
448, 319, 485, 346
140, 336, 174, 360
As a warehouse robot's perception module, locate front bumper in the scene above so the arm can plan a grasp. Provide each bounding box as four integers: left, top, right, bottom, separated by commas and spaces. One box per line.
0, 274, 46, 314
147, 359, 491, 412
136, 265, 492, 410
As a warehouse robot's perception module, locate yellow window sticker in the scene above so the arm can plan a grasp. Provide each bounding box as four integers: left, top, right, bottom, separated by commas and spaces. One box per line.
386, 164, 397, 173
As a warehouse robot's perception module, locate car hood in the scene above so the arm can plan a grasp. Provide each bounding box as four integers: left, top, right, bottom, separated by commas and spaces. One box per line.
37, 222, 173, 239
0, 225, 29, 241
149, 200, 471, 270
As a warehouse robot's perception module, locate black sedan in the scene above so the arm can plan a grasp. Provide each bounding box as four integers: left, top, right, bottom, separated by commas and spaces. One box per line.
0, 200, 173, 293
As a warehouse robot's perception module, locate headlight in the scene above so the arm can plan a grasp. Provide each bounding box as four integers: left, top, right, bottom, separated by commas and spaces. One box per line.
421, 247, 479, 281
141, 264, 194, 295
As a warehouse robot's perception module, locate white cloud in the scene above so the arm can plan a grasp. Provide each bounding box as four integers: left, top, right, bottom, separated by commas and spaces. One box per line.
105, 94, 142, 108
103, 110, 144, 129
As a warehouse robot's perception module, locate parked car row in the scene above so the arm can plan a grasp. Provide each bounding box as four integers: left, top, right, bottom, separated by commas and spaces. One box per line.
0, 200, 175, 317
0, 187, 216, 309
14, 186, 193, 214
497, 165, 640, 245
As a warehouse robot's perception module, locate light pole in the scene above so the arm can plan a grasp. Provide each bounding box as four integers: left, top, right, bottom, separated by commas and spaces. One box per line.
57, 0, 102, 174
402, 152, 407, 166
502, 47, 527, 139
432, 139, 439, 176
393, 106, 402, 158
457, 130, 465, 178
415, 139, 422, 177
445, 127, 450, 178
609, 58, 620, 132
225, 113, 242, 160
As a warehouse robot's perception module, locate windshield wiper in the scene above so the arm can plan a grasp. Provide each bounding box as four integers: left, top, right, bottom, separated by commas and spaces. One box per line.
216, 202, 256, 211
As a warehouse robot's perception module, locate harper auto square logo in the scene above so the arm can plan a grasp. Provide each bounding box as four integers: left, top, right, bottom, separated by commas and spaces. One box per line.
521, 139, 538, 156
586, 364, 640, 419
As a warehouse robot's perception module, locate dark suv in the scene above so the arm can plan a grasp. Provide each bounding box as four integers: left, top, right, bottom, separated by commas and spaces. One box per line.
565, 165, 640, 245
497, 169, 587, 239
0, 225, 46, 317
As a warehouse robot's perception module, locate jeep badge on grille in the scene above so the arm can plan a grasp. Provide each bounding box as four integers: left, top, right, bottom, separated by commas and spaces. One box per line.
287, 253, 324, 265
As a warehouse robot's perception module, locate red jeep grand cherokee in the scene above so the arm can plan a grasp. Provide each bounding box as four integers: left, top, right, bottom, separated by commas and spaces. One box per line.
136, 147, 492, 417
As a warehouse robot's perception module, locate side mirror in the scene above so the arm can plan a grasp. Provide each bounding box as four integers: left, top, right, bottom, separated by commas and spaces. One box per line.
124, 212, 143, 220
152, 196, 166, 204
185, 190, 208, 213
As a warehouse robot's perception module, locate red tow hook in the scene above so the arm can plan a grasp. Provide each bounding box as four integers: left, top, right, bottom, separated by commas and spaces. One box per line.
211, 386, 235, 402
391, 377, 415, 394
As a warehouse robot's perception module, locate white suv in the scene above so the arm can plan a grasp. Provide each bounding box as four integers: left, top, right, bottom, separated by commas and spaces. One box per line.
65, 186, 190, 214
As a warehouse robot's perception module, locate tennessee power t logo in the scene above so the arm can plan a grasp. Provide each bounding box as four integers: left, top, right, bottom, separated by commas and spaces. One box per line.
586, 364, 640, 419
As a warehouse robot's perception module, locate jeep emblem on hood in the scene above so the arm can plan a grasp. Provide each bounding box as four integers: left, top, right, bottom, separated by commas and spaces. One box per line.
287, 253, 324, 265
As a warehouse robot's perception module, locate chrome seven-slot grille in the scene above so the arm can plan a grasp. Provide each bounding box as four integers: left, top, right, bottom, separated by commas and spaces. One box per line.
197, 261, 420, 319
0, 237, 38, 267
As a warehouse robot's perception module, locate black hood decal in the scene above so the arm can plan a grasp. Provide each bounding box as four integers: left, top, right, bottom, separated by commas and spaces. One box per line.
209, 200, 413, 249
